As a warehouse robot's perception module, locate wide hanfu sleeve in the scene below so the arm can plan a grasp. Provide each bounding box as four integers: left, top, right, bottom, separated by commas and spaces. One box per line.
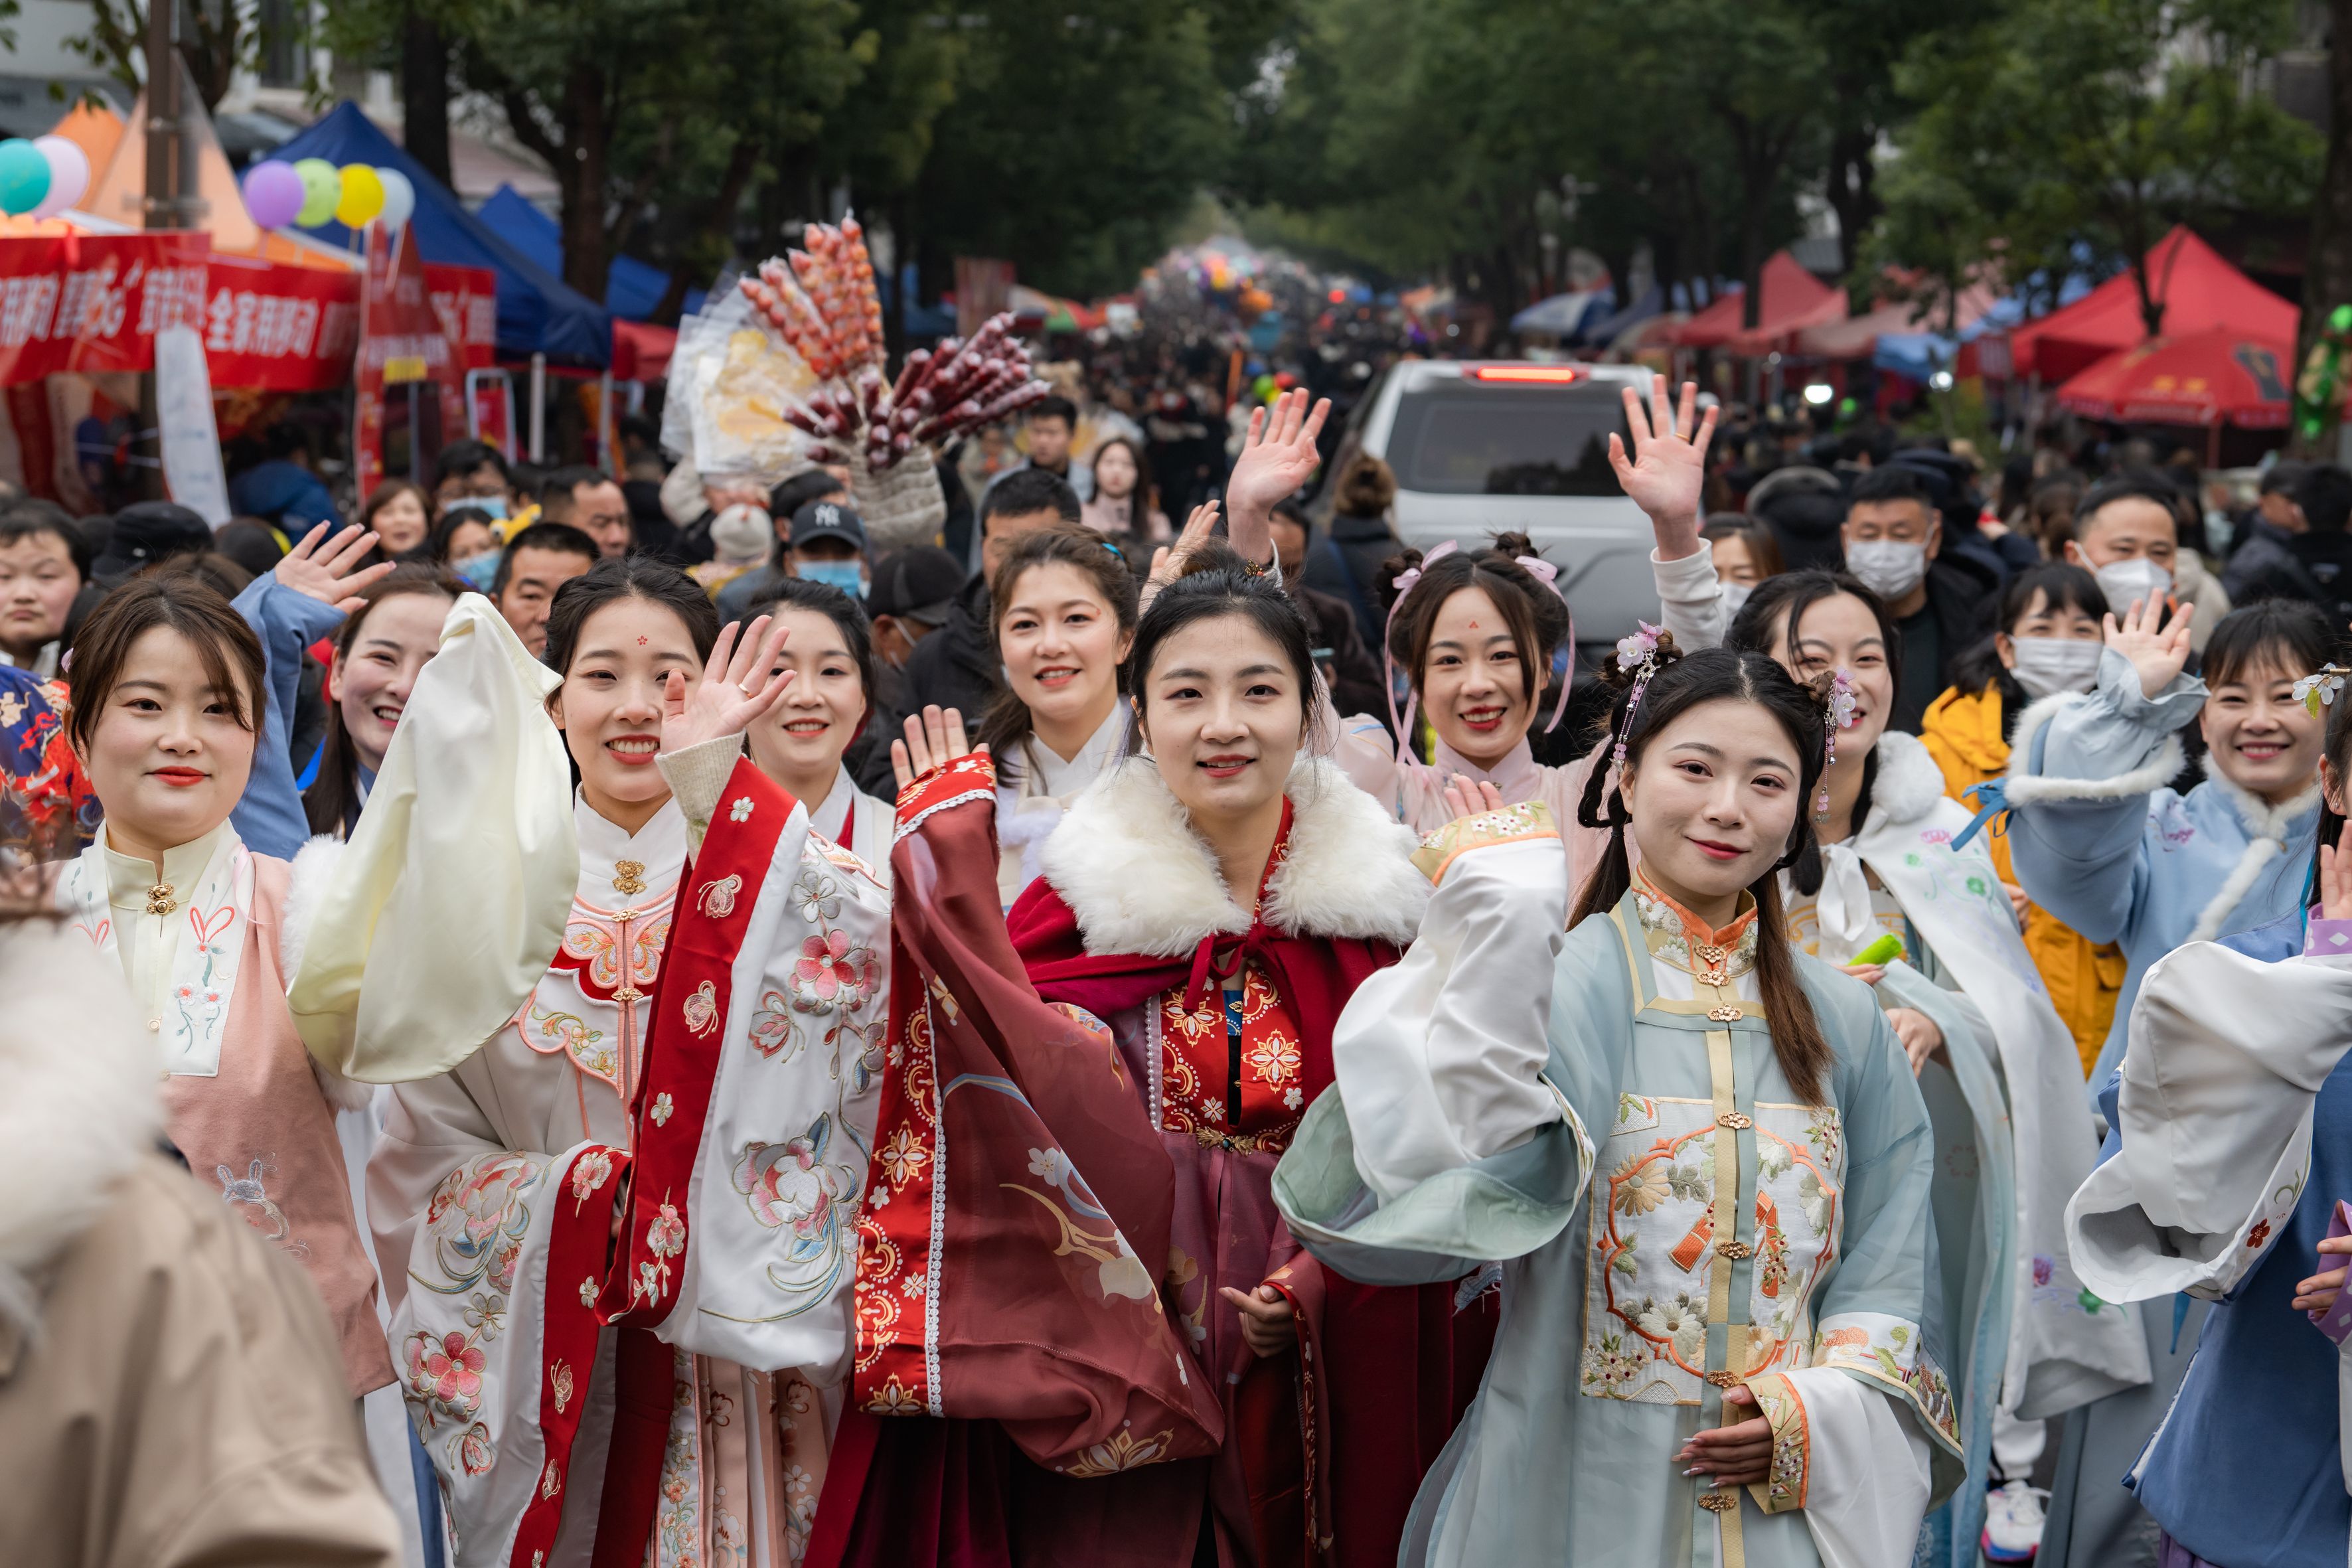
287, 593, 579, 1083
2066, 937, 2352, 1304
849, 752, 1225, 1470
601, 749, 888, 1385
1273, 801, 1596, 1288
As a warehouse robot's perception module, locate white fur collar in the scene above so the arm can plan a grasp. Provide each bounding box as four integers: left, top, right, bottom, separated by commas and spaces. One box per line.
1039, 756, 1428, 959
0, 923, 163, 1330
2199, 752, 2323, 844
1864, 732, 1950, 828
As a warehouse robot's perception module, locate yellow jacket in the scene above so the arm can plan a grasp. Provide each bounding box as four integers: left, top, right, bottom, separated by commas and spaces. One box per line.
1919, 682, 2128, 1076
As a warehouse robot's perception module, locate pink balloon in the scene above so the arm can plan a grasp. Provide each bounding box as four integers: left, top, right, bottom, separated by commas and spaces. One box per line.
242, 159, 304, 229
29, 137, 87, 220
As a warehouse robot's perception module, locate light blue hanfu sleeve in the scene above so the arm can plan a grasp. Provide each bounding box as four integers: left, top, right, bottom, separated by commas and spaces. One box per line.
2000, 649, 2203, 948
1273, 804, 1602, 1287
229, 575, 346, 860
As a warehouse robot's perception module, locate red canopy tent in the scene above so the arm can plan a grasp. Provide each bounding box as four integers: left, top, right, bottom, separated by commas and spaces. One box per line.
2053, 326, 2294, 428
1670, 252, 1843, 351
2009, 227, 2296, 382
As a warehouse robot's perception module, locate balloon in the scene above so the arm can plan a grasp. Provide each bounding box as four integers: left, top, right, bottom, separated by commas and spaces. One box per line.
293, 157, 341, 226
376, 167, 416, 230
29, 137, 88, 220
334, 163, 384, 226
0, 139, 50, 218
241, 159, 305, 228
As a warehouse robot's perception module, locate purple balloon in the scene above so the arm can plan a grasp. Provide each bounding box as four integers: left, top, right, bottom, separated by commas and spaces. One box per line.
242, 160, 304, 229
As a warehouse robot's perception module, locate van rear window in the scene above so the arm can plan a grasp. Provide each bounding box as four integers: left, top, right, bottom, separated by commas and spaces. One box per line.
1386, 384, 1630, 496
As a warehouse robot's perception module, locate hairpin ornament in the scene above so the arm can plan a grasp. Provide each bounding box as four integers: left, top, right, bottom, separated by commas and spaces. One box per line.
1515, 554, 1576, 734
2294, 664, 2349, 717
1817, 668, 1856, 821
1383, 541, 1460, 744
1610, 621, 1666, 767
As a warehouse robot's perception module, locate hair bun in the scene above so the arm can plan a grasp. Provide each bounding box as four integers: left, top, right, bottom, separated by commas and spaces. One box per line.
1489, 530, 1539, 561
1375, 547, 1425, 611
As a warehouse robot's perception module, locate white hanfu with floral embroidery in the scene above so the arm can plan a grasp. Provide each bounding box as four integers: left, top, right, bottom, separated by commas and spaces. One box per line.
1274, 805, 1962, 1568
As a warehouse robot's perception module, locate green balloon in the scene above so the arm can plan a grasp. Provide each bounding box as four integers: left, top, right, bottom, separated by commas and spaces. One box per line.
293, 157, 341, 226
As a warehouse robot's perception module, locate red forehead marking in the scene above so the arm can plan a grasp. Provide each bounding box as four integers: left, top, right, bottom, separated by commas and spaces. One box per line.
637, 636, 649, 646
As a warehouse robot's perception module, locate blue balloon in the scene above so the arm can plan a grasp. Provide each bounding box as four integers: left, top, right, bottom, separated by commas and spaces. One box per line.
0, 139, 50, 217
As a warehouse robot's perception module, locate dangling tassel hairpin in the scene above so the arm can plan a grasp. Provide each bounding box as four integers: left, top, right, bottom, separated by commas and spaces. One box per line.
1610, 621, 1666, 768
1818, 669, 1857, 823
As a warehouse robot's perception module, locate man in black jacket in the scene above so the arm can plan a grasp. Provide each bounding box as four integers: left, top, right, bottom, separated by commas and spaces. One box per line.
1840, 465, 1999, 731
2228, 462, 2352, 629
892, 467, 1081, 736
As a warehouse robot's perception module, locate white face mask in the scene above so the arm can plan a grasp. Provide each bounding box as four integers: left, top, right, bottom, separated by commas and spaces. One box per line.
1720, 580, 1754, 619
2008, 636, 2104, 700
2092, 556, 2172, 615
1845, 540, 1927, 603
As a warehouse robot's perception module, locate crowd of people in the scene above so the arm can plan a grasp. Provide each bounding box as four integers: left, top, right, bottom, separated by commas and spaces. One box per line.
1, 359, 2349, 1568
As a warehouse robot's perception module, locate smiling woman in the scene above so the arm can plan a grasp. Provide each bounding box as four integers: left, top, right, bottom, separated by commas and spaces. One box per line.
303, 565, 467, 839
840, 548, 1471, 1568
55, 575, 393, 1410
742, 575, 896, 878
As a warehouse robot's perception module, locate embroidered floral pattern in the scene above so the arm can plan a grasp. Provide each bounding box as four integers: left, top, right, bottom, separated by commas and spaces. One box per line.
651, 1092, 674, 1127
879, 1127, 929, 1187
419, 1150, 543, 1298
792, 929, 879, 1009
404, 1327, 488, 1427
729, 1114, 861, 1314
1813, 1311, 1958, 1446
570, 1148, 615, 1204
1153, 967, 1310, 1154
1586, 1097, 1842, 1405
1060, 1426, 1176, 1477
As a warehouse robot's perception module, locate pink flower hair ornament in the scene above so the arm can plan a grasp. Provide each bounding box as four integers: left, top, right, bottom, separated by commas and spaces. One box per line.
1609, 621, 1666, 768
1817, 668, 1856, 821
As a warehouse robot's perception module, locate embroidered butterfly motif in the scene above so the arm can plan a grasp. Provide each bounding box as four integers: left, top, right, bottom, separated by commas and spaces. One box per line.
683, 980, 720, 1038
698, 874, 744, 918
550, 1360, 575, 1414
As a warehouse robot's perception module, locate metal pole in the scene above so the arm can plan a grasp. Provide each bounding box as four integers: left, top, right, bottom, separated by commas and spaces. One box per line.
529, 353, 546, 463
597, 368, 614, 474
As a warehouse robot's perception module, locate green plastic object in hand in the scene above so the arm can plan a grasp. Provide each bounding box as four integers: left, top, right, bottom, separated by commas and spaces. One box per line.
1848, 933, 1905, 969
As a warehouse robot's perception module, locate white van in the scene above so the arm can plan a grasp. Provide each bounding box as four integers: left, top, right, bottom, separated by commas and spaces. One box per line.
1325, 360, 1663, 643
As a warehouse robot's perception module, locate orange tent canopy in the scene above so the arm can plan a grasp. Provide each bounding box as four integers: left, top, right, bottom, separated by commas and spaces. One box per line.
2009, 227, 2296, 382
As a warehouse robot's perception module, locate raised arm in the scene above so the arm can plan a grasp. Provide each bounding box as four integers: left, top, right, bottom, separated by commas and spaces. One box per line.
1220, 388, 1330, 570
228, 523, 390, 858
1610, 379, 1728, 651
2000, 597, 2202, 945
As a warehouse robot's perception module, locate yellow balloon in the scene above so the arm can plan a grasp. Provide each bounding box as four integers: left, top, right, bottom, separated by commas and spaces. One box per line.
335, 164, 385, 226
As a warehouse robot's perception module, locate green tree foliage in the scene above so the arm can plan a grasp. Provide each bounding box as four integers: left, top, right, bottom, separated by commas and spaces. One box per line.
1869, 0, 2321, 332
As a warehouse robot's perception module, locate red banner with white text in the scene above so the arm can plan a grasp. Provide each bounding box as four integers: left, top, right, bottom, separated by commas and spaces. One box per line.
0, 232, 211, 385
424, 264, 498, 371
199, 254, 363, 392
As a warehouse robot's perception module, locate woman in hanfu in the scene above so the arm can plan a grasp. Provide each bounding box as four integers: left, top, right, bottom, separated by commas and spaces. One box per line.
739, 576, 897, 881
340, 557, 895, 1567
2057, 667, 2352, 1568
1274, 641, 1961, 1567
819, 549, 1471, 1568
1327, 379, 1736, 898
1975, 592, 2333, 1568
54, 573, 390, 1404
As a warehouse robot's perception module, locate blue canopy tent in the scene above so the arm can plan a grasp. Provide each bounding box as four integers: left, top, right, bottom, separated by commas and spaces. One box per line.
1577, 282, 1662, 346
268, 102, 611, 366
476, 185, 706, 323
1511, 287, 1613, 337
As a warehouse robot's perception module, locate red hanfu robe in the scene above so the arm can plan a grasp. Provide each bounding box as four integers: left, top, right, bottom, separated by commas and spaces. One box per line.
817, 751, 1484, 1568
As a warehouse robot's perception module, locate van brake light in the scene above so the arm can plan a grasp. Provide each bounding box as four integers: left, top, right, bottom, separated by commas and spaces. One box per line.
1471, 366, 1583, 384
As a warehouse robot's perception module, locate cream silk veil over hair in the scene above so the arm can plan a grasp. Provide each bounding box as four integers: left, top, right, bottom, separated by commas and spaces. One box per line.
287, 593, 579, 1081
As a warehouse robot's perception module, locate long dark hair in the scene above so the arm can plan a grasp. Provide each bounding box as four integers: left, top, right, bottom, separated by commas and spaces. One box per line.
1727, 569, 1900, 897
1571, 641, 1836, 1104
304, 564, 466, 838
2203, 597, 2339, 694
1377, 531, 1572, 712
977, 524, 1139, 777
1126, 540, 1326, 755
745, 574, 877, 732
542, 555, 720, 676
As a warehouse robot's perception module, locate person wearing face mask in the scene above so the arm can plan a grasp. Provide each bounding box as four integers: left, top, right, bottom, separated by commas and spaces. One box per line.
781, 497, 870, 599
430, 437, 514, 520
1838, 465, 2001, 733
1703, 512, 1784, 624
1993, 595, 2336, 1568
2059, 471, 2236, 655
1919, 565, 2127, 1071
430, 504, 505, 590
